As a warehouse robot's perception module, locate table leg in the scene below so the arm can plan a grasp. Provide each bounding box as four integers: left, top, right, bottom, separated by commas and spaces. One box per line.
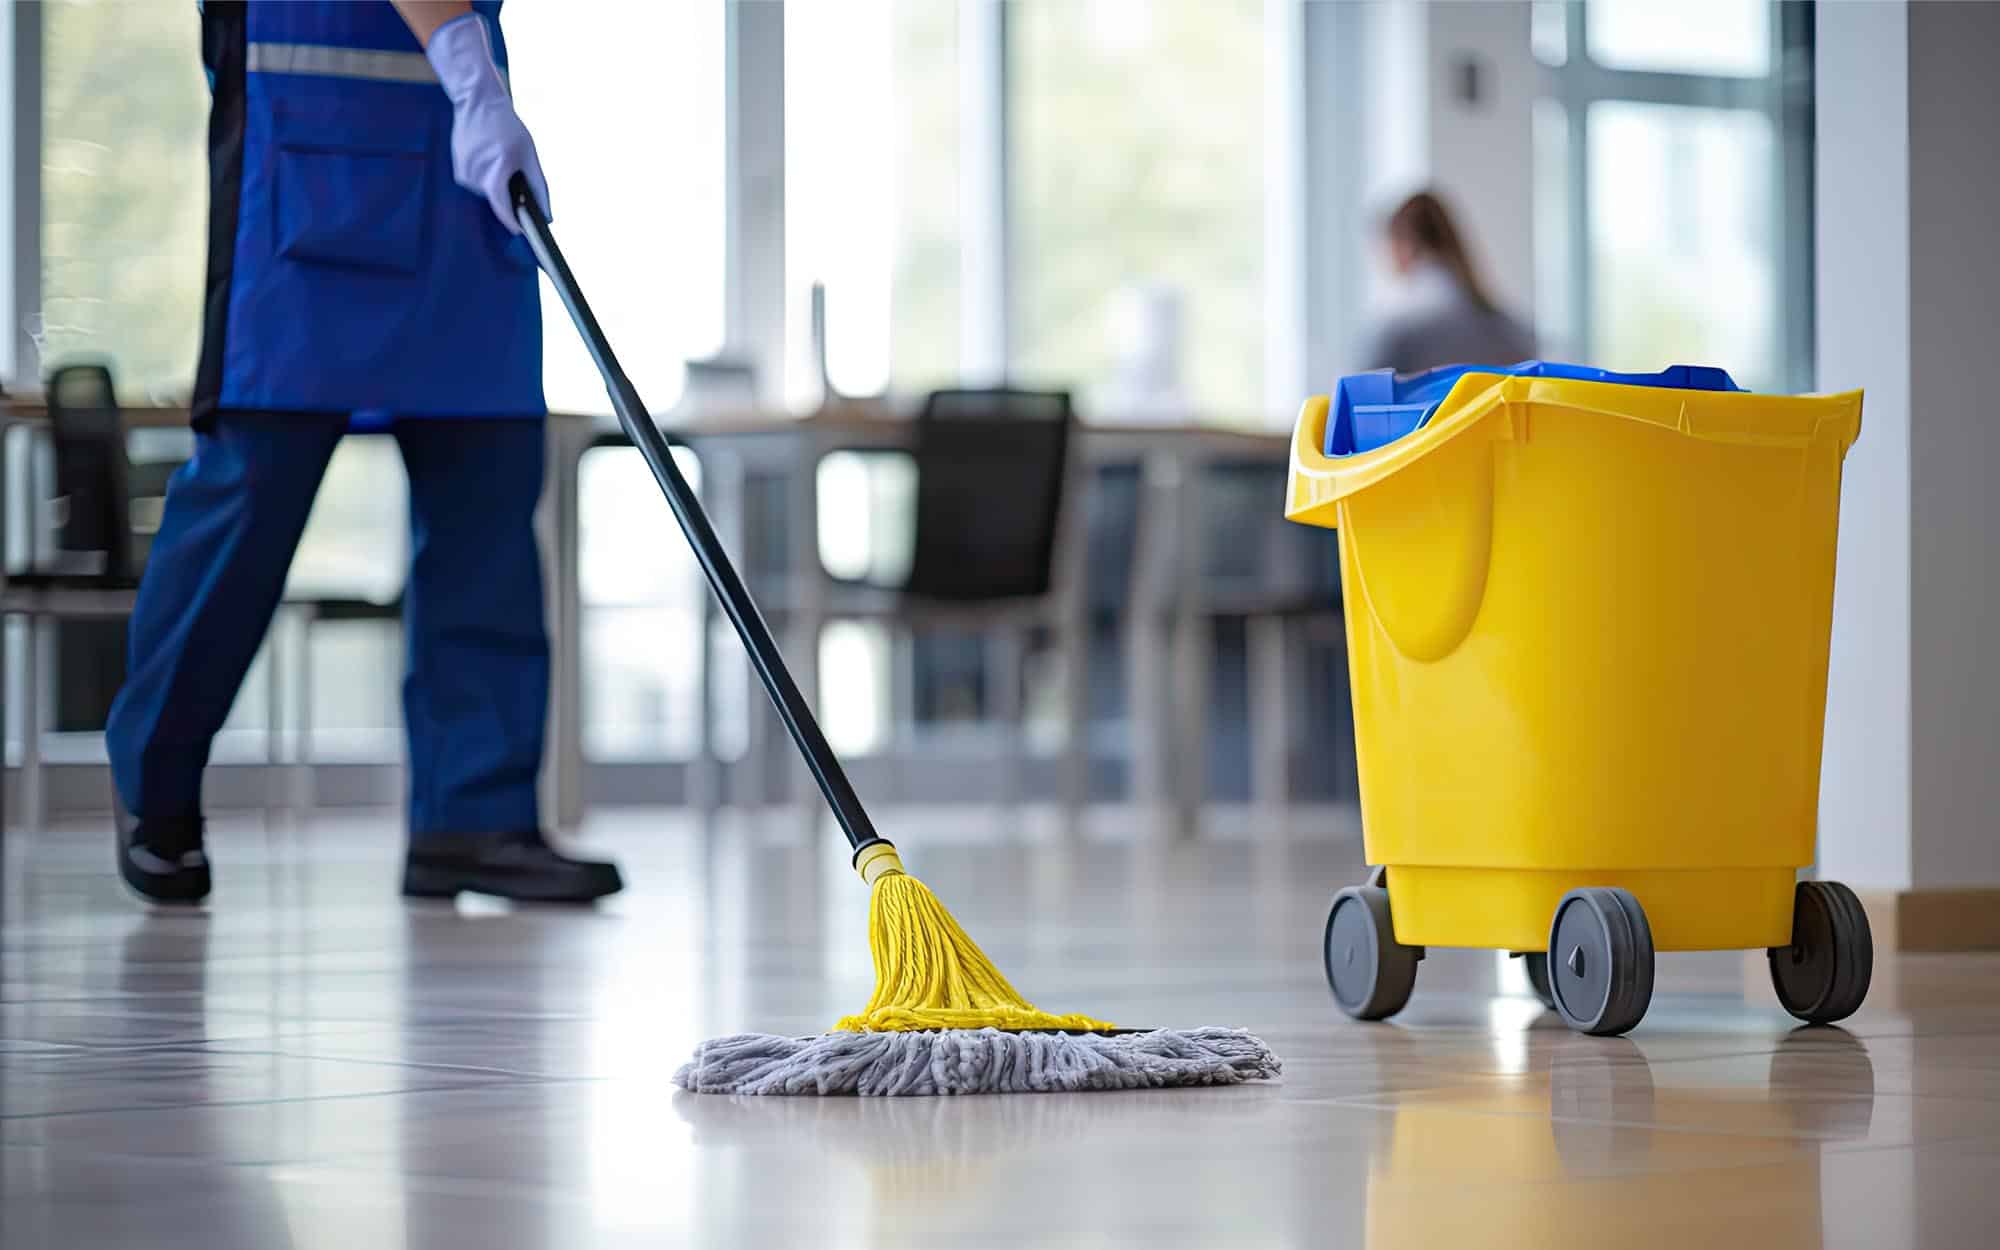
890, 623, 914, 803
787, 438, 825, 834
22, 615, 46, 832
294, 608, 315, 816
263, 628, 284, 827
540, 417, 587, 833
990, 621, 1026, 825
1168, 451, 1209, 841
1127, 450, 1177, 834
692, 449, 744, 818
1055, 450, 1091, 834
1248, 613, 1291, 821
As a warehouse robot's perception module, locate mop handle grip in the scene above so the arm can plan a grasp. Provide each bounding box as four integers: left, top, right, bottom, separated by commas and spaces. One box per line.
511, 174, 883, 854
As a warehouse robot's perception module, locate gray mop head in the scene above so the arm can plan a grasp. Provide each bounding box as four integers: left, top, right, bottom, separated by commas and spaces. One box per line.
672, 1026, 1281, 1096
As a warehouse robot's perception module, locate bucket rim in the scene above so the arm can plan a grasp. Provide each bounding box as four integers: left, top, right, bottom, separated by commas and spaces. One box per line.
1285, 373, 1864, 530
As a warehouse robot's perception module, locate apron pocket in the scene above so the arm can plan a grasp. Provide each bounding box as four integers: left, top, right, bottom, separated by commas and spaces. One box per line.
274, 119, 431, 275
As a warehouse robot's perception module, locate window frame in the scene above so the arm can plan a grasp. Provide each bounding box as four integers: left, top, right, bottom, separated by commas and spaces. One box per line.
1538, 0, 1817, 391
4, 0, 40, 389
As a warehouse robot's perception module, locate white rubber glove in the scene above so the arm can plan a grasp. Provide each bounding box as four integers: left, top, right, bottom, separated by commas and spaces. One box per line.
425, 11, 550, 233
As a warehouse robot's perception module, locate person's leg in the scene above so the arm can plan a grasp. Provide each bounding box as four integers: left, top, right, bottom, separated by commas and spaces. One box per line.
395, 416, 547, 834
106, 414, 346, 902
392, 417, 619, 901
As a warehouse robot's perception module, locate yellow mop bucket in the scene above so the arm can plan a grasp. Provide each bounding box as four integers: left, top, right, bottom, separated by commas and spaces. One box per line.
1287, 362, 1867, 1035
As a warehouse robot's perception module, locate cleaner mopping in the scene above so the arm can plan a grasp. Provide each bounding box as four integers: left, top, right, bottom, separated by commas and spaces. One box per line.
109, 1, 621, 905
118, 0, 1275, 1096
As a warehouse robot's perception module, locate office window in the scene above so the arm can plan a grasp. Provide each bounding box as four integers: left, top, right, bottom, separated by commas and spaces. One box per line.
1586, 0, 1771, 78
39, 3, 726, 411
40, 0, 206, 401
506, 1, 727, 415
578, 447, 707, 761
785, 0, 961, 402
1536, 2, 1812, 392
1011, 0, 1266, 423
1587, 103, 1776, 387
508, 4, 725, 763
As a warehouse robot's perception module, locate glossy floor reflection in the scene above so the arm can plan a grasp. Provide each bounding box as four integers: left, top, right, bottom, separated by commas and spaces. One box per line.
5, 809, 1999, 1248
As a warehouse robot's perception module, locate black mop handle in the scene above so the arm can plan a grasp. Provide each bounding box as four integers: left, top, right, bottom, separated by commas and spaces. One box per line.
512, 175, 885, 857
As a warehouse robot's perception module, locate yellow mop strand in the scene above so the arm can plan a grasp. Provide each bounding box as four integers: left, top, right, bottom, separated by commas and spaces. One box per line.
835, 841, 1117, 1033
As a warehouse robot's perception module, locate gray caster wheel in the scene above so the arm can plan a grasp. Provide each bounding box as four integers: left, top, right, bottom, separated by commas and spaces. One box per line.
1522, 951, 1556, 1010
1324, 882, 1420, 1021
1769, 880, 1872, 1024
1547, 887, 1655, 1036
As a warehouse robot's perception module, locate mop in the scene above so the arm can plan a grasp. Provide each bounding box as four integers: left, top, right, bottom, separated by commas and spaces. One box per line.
513, 179, 1280, 1096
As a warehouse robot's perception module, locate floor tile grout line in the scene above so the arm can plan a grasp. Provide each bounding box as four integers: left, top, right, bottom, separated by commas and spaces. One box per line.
185, 1046, 617, 1083
0, 1074, 606, 1125
2, 1019, 608, 1052
2, 1039, 613, 1084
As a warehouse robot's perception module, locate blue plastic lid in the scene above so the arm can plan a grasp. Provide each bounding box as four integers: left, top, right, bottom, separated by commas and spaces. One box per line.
1324, 360, 1743, 458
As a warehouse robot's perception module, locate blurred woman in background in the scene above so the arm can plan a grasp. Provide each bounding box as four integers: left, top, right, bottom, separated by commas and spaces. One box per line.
1359, 190, 1535, 375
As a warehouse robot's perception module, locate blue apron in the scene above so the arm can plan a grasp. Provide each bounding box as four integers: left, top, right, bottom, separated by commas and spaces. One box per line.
194, 1, 544, 428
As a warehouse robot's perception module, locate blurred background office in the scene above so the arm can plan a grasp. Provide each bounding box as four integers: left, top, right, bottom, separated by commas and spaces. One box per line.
11, 4, 2000, 1240
0, 0, 1847, 838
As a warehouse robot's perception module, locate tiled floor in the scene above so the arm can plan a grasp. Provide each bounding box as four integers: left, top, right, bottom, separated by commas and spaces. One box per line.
5, 808, 1999, 1248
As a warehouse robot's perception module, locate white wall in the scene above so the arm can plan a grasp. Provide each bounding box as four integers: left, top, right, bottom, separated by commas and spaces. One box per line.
1817, 0, 2000, 894
1423, 1, 1536, 317
1815, 0, 1913, 890
1263, 0, 1308, 413
1366, 0, 1429, 212
1906, 0, 2000, 888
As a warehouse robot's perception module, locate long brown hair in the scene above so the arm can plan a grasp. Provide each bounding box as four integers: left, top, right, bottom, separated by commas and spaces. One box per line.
1386, 190, 1497, 314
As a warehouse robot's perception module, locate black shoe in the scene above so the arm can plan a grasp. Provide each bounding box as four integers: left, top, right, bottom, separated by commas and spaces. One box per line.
113, 790, 210, 905
402, 830, 623, 904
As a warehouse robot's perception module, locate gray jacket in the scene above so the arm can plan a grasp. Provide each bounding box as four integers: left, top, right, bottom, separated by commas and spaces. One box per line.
1358, 264, 1537, 375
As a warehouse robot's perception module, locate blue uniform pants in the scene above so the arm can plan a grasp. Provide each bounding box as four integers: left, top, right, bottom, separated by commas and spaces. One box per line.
106, 414, 548, 839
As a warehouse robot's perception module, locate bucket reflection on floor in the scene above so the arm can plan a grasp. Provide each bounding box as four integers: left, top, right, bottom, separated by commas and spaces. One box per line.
1366, 1029, 1876, 1250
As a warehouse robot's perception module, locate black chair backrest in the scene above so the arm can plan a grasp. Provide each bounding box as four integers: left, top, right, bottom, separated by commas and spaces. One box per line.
45, 362, 134, 580
903, 388, 1073, 602
1199, 459, 1342, 609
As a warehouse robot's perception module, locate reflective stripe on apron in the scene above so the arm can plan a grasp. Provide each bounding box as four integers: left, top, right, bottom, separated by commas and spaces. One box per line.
244, 42, 509, 88
246, 42, 436, 83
